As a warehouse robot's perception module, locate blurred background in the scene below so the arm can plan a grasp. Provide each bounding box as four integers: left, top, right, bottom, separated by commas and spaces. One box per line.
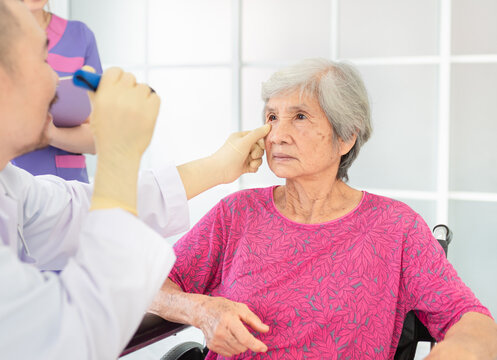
49, 0, 497, 358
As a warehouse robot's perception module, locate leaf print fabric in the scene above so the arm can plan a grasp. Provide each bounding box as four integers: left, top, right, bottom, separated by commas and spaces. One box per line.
169, 187, 492, 360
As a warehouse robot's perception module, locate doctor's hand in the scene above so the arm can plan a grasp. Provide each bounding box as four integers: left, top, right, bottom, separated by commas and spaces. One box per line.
88, 67, 159, 162
88, 67, 160, 215
211, 124, 271, 184
193, 296, 269, 357
176, 124, 270, 200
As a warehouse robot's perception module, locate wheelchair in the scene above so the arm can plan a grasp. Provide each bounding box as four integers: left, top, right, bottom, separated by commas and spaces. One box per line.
122, 224, 452, 360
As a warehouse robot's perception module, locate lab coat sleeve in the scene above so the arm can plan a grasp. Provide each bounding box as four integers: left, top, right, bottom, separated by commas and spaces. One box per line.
13, 162, 188, 269
137, 163, 190, 238
0, 209, 176, 359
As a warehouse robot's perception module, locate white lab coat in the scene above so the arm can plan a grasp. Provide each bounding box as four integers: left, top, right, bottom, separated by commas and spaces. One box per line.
0, 163, 190, 359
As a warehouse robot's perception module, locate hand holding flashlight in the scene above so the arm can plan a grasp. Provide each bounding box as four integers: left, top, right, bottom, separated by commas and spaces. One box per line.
82, 67, 160, 215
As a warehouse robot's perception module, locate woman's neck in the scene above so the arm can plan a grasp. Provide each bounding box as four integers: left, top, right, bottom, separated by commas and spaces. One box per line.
32, 9, 51, 30
274, 176, 362, 224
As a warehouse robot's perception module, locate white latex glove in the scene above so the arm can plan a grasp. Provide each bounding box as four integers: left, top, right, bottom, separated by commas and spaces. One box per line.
176, 124, 271, 200
88, 67, 160, 215
212, 124, 271, 184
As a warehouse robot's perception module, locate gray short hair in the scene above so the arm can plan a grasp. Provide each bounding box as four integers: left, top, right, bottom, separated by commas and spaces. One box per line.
261, 58, 372, 182
0, 0, 21, 72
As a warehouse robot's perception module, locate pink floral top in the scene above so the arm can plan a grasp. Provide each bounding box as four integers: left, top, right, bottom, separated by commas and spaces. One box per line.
169, 187, 491, 359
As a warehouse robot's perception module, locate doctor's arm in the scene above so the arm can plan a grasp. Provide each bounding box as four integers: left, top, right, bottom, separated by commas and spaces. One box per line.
45, 122, 270, 198
20, 111, 269, 264
176, 124, 270, 200
136, 125, 270, 238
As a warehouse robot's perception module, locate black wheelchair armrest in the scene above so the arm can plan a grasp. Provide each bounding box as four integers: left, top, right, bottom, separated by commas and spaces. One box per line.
121, 313, 189, 356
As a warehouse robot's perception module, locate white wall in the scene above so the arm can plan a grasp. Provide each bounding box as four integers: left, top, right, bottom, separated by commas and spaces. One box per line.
47, 0, 68, 18
62, 0, 497, 357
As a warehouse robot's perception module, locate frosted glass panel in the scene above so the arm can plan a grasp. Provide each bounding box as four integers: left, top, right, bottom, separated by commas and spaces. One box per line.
147, 68, 232, 166
148, 0, 231, 65
450, 64, 497, 192
49, 0, 68, 18
452, 0, 497, 55
70, 0, 146, 66
241, 67, 278, 130
348, 65, 439, 190
449, 200, 497, 316
242, 0, 330, 63
339, 0, 438, 58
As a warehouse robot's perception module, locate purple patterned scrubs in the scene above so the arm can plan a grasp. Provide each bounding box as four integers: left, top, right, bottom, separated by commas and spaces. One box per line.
12, 14, 102, 183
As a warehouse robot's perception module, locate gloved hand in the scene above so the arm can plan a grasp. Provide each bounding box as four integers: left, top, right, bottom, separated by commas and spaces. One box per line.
88, 67, 160, 215
212, 124, 271, 184
176, 124, 271, 200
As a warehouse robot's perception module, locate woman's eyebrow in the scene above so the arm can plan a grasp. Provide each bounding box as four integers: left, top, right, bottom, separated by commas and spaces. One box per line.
265, 104, 310, 112
287, 104, 311, 112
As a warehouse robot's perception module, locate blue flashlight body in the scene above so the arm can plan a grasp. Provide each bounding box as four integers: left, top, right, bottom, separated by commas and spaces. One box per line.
72, 69, 101, 92
72, 69, 155, 94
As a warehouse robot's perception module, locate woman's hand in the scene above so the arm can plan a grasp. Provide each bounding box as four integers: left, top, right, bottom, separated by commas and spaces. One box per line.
194, 296, 269, 357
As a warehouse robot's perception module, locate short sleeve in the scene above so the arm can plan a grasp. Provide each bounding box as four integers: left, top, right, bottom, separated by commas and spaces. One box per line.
400, 215, 492, 341
168, 199, 231, 295
83, 26, 103, 73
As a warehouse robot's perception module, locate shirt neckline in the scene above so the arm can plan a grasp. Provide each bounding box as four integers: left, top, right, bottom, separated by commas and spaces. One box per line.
268, 185, 367, 228
46, 13, 67, 51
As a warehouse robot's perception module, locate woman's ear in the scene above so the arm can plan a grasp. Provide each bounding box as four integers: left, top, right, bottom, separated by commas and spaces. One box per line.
338, 133, 357, 156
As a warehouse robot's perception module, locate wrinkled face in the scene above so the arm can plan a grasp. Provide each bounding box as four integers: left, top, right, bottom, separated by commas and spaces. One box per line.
4, 0, 58, 156
22, 0, 48, 12
264, 90, 349, 181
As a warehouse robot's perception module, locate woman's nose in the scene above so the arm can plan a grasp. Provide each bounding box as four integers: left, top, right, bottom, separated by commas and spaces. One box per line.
267, 119, 292, 144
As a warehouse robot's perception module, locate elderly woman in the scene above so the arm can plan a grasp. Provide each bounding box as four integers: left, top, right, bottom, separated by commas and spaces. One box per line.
150, 59, 497, 359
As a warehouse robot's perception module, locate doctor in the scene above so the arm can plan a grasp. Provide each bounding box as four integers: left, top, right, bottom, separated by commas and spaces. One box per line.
0, 0, 270, 359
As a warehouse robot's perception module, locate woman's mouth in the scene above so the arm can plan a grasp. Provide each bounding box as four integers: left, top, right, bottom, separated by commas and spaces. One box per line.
271, 152, 295, 161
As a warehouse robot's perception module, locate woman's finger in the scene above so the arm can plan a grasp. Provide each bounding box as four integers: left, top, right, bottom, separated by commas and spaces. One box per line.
230, 320, 267, 353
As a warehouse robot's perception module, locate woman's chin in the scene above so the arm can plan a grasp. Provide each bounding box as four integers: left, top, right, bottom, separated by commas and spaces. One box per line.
268, 165, 296, 179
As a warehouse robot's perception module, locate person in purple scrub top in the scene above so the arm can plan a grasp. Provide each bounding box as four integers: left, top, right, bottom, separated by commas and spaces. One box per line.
12, 0, 102, 183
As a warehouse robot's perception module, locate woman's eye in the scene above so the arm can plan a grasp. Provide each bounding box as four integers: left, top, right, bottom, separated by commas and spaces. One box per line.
296, 113, 307, 120
267, 114, 277, 121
